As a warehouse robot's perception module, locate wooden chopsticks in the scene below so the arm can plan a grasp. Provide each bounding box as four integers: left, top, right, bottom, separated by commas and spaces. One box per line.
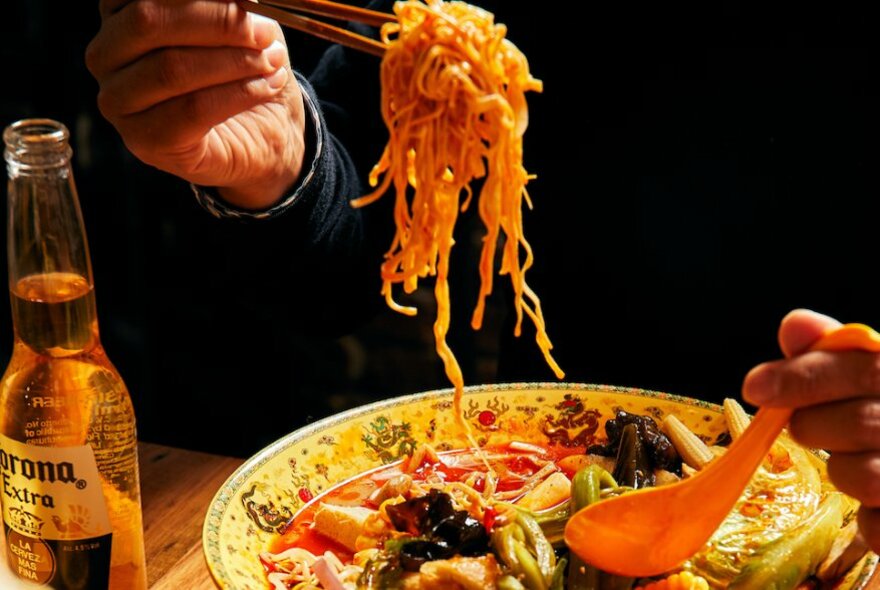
238, 0, 393, 57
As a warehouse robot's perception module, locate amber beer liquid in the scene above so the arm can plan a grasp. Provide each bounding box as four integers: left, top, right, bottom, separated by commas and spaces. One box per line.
0, 120, 147, 589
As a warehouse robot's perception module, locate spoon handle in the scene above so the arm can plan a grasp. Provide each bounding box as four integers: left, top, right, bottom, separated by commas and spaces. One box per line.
811, 323, 880, 353
700, 406, 791, 484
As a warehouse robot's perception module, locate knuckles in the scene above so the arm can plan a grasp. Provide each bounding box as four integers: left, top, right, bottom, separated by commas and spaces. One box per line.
219, 1, 242, 40
790, 399, 880, 451
175, 92, 206, 132
853, 400, 880, 449
95, 88, 119, 119
860, 353, 880, 396
127, 0, 165, 41
84, 37, 103, 78
772, 351, 880, 406
153, 49, 191, 92
777, 357, 823, 401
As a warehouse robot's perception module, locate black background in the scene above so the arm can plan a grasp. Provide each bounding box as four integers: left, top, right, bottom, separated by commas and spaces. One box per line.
1, 1, 878, 455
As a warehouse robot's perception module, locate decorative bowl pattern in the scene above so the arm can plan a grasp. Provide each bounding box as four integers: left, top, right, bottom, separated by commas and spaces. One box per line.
203, 382, 878, 589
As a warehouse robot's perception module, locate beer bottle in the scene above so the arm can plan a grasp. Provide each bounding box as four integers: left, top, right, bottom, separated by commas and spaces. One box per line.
0, 119, 147, 589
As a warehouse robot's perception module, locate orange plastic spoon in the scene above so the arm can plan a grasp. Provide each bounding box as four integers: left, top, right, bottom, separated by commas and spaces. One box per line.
564, 323, 880, 578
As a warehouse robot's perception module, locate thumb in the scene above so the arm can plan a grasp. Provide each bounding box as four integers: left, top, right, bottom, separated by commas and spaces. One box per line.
778, 309, 843, 358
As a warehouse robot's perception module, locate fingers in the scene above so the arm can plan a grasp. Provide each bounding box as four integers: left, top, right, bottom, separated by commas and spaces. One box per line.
97, 41, 288, 117
87, 0, 279, 80
113, 68, 290, 170
86, 0, 303, 202
753, 310, 880, 551
859, 506, 880, 553
827, 453, 880, 508
788, 398, 880, 452
742, 308, 850, 407
777, 309, 843, 357
743, 349, 880, 408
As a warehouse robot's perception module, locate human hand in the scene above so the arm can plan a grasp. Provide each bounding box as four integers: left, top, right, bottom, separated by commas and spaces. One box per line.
743, 309, 880, 552
86, 0, 306, 210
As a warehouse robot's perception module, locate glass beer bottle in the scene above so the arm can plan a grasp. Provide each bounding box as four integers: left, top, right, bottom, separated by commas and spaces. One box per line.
0, 119, 147, 589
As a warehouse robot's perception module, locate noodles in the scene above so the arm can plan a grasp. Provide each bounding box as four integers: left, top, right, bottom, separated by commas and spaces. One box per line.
261, 548, 362, 589
352, 0, 565, 425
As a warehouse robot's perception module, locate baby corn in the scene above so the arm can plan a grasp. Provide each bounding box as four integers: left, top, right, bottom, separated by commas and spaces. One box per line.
661, 415, 714, 469
723, 398, 751, 439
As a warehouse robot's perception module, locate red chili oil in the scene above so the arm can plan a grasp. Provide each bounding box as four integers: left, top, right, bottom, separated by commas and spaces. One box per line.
268, 444, 584, 562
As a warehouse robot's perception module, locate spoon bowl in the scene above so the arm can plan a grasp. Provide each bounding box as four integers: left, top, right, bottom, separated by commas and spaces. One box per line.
564, 323, 880, 577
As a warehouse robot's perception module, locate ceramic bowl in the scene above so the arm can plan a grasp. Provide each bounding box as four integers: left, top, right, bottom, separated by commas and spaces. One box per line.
203, 383, 878, 589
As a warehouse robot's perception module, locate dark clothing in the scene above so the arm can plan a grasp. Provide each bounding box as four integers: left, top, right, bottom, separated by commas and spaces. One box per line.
2, 1, 878, 455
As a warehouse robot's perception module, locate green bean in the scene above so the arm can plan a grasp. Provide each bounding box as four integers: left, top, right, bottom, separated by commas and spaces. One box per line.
593, 465, 618, 490
572, 464, 600, 509
494, 467, 620, 589
571, 466, 637, 589
492, 524, 520, 571
550, 557, 568, 590
532, 499, 570, 548
567, 466, 600, 589
493, 510, 558, 589
527, 469, 618, 550
515, 510, 556, 580
568, 465, 623, 589
513, 539, 548, 590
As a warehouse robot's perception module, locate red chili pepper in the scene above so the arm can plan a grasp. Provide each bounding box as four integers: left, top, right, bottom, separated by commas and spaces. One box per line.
298, 487, 314, 503
483, 506, 497, 531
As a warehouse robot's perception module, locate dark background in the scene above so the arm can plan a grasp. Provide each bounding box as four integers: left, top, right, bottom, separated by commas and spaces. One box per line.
2, 1, 878, 456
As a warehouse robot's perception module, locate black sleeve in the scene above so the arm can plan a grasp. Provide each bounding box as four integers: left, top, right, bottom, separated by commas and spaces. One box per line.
180, 0, 397, 343
202, 84, 388, 339
251, 5, 399, 336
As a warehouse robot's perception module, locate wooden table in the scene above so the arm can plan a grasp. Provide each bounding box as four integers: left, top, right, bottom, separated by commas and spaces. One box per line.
3, 443, 880, 588
140, 442, 242, 589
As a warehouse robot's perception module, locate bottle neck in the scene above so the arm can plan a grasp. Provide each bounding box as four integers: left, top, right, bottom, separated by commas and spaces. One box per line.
4, 118, 72, 170
4, 119, 100, 355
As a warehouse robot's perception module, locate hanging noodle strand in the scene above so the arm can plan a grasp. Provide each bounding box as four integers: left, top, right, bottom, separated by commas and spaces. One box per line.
352, 0, 565, 436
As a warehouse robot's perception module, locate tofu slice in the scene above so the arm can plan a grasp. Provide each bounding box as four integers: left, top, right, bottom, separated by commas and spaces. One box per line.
312, 504, 377, 552
516, 471, 571, 511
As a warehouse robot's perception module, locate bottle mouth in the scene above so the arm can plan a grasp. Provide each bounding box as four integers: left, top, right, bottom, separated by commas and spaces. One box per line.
4, 118, 72, 170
